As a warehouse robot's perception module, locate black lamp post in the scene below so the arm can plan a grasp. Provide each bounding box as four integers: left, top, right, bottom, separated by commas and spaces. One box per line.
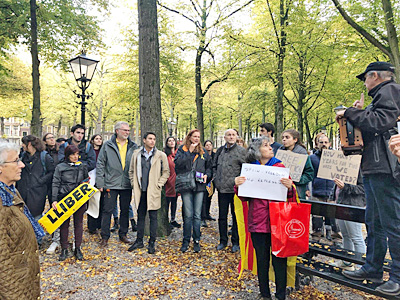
167, 117, 176, 136
68, 53, 99, 126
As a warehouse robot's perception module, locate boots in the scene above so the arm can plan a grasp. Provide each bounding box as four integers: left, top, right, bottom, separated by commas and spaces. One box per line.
131, 218, 137, 232
111, 217, 119, 232
74, 247, 84, 260
59, 248, 68, 261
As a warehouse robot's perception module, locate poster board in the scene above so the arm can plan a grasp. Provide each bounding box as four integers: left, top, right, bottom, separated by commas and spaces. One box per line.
275, 149, 308, 182
317, 149, 361, 185
238, 163, 290, 201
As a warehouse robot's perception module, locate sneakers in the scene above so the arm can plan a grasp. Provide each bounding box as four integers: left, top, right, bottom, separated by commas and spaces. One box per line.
342, 268, 383, 283
216, 243, 227, 251
231, 244, 240, 253
331, 260, 355, 271
46, 242, 59, 254
128, 239, 144, 252
193, 241, 200, 253
376, 280, 400, 296
180, 244, 189, 253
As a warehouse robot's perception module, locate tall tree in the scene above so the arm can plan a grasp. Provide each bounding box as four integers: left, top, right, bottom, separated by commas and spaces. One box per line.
138, 0, 169, 236
158, 0, 255, 142
331, 0, 400, 80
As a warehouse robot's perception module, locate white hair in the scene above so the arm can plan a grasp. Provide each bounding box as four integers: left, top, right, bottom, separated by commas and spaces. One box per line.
0, 141, 20, 165
224, 129, 237, 136
114, 121, 129, 132
366, 70, 396, 81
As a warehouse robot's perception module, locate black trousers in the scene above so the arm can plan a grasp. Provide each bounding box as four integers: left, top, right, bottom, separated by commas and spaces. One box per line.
251, 232, 287, 300
137, 191, 158, 243
100, 189, 132, 240
87, 191, 105, 232
218, 192, 239, 245
201, 191, 212, 220
166, 196, 177, 222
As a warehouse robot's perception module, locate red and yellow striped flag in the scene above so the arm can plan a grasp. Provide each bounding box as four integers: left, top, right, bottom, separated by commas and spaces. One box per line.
234, 194, 297, 287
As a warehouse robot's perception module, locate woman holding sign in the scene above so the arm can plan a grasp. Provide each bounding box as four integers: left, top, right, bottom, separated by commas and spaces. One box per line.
280, 129, 314, 199
52, 145, 89, 261
235, 136, 296, 300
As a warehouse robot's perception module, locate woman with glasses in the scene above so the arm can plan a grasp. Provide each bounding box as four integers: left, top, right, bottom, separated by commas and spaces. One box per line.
0, 141, 44, 300
16, 135, 55, 246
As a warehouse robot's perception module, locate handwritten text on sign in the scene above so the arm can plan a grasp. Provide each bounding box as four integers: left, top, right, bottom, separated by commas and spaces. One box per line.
317, 149, 361, 185
275, 150, 308, 182
238, 163, 290, 201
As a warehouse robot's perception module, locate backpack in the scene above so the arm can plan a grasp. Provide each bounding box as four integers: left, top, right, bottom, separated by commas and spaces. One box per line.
21, 150, 48, 176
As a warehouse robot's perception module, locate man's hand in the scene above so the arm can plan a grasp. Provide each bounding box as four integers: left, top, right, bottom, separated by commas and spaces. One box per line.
334, 178, 345, 189
189, 143, 198, 153
389, 134, 400, 163
353, 93, 364, 109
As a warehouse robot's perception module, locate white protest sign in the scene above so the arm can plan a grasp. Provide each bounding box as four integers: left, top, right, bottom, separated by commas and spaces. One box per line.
238, 163, 290, 201
275, 149, 308, 182
317, 149, 361, 185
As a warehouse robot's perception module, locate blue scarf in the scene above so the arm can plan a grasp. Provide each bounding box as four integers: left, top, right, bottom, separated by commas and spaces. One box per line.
252, 156, 281, 166
0, 182, 45, 241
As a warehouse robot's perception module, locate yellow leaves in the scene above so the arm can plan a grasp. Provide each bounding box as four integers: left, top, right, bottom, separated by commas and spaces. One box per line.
54, 282, 63, 285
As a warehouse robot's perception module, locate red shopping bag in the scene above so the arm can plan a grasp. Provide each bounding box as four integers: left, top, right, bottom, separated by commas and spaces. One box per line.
269, 200, 311, 258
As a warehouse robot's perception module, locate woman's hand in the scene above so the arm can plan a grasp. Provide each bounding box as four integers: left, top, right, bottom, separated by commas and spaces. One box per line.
189, 143, 198, 153
202, 174, 207, 183
280, 178, 293, 189
334, 178, 345, 189
52, 201, 58, 210
235, 176, 246, 186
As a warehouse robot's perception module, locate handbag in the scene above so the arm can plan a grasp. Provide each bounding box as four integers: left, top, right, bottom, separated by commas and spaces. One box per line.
175, 157, 197, 193
269, 189, 311, 258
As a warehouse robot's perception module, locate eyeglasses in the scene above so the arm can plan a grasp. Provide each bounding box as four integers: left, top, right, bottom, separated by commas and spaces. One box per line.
45, 136, 55, 140
118, 129, 130, 132
3, 158, 22, 164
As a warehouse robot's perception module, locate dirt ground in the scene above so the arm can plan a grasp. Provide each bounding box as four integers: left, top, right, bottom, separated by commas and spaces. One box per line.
39, 195, 385, 300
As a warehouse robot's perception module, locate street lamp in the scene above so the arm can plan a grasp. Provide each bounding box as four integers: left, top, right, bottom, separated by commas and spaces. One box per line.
68, 53, 99, 126
167, 117, 177, 136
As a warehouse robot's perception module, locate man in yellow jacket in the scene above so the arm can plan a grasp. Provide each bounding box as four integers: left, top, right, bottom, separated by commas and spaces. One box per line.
128, 132, 169, 254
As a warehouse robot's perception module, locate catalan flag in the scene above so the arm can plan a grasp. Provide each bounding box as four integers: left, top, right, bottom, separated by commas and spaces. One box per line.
234, 194, 297, 288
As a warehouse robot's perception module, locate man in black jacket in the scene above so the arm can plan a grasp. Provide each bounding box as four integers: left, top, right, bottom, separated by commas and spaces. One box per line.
213, 129, 246, 253
336, 62, 400, 296
58, 124, 96, 172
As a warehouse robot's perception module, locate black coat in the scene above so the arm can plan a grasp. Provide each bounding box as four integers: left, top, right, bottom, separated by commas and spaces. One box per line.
329, 171, 366, 207
52, 162, 89, 203
174, 145, 212, 192
344, 80, 400, 175
58, 138, 96, 172
16, 151, 55, 217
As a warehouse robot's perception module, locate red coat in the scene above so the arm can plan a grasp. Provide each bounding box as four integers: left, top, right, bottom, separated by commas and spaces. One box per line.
165, 151, 177, 197
235, 162, 297, 233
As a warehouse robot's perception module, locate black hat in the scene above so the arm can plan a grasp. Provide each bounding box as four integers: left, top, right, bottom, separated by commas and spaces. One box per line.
356, 61, 396, 81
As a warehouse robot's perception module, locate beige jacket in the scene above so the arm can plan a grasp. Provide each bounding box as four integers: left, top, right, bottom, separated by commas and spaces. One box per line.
129, 148, 169, 210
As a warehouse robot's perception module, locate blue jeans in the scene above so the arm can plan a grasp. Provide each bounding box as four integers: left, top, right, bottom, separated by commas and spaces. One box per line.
337, 219, 366, 254
362, 174, 400, 283
181, 191, 204, 245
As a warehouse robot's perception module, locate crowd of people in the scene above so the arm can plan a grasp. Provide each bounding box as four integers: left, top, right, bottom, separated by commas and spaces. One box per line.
1, 61, 400, 299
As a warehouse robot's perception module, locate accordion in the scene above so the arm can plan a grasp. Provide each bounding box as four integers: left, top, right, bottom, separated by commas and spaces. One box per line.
338, 116, 363, 156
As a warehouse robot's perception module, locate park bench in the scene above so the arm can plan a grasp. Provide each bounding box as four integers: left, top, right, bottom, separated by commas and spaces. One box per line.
295, 199, 398, 299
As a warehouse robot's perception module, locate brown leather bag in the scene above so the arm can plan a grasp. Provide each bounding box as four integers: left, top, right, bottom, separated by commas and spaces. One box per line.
338, 116, 364, 155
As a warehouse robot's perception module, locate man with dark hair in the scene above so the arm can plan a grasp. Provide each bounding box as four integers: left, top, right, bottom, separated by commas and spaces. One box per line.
259, 122, 282, 155
337, 62, 400, 296
96, 121, 138, 247
128, 132, 169, 254
58, 124, 96, 171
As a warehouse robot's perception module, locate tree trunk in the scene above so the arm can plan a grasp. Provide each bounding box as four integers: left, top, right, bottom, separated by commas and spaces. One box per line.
0, 117, 4, 136
138, 0, 170, 237
30, 0, 41, 137
57, 116, 62, 136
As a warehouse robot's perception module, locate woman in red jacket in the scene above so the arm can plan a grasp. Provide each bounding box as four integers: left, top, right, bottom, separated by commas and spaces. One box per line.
235, 136, 295, 300
164, 137, 180, 228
